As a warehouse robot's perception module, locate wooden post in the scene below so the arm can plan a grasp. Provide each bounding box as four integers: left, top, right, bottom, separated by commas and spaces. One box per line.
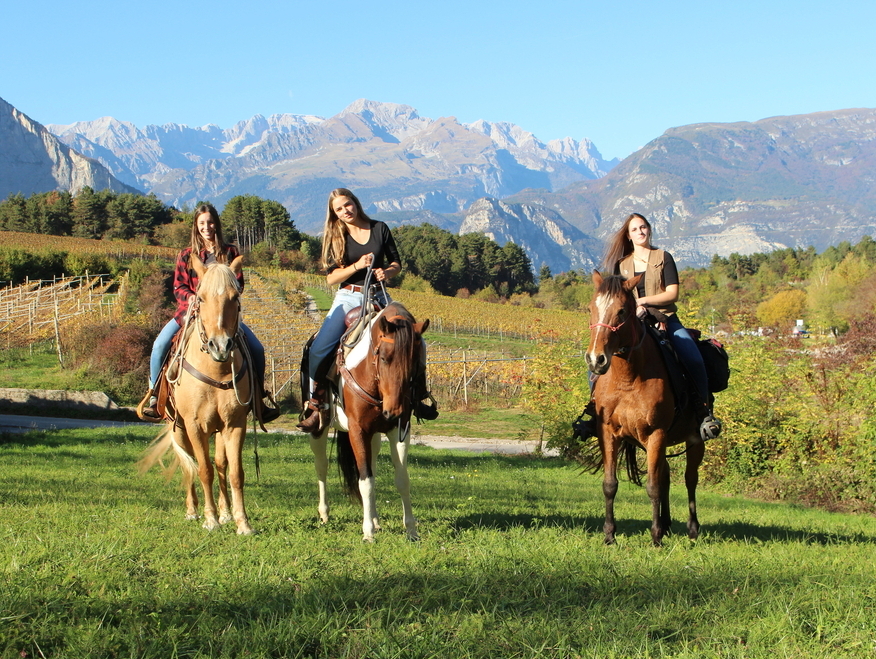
53, 300, 64, 366
462, 350, 468, 406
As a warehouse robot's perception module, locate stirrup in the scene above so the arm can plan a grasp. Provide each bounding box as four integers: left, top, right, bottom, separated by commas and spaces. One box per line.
571, 400, 597, 440
414, 394, 439, 421
699, 414, 722, 441
141, 395, 162, 422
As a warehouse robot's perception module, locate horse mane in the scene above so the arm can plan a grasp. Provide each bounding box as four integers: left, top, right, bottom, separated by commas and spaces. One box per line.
382, 302, 417, 366
199, 263, 242, 297
597, 274, 629, 297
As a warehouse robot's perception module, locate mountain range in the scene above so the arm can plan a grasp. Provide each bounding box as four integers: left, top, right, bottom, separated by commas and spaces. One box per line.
3, 95, 876, 272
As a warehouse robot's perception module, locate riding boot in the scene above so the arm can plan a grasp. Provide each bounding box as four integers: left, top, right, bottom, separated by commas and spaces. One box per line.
296, 387, 327, 434
413, 363, 439, 421
140, 387, 162, 422
259, 389, 281, 423
698, 403, 722, 442
571, 399, 598, 440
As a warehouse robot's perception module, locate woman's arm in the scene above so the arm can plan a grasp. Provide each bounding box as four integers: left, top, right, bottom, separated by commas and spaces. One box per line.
638, 284, 679, 309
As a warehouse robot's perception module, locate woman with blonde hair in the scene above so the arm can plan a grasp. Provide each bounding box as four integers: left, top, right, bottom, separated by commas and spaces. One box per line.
297, 188, 436, 433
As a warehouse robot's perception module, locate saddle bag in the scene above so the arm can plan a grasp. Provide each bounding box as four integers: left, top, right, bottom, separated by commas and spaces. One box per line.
696, 336, 730, 392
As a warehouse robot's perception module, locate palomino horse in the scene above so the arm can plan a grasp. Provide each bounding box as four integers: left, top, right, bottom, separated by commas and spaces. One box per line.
309, 301, 428, 542
583, 271, 705, 546
139, 256, 254, 535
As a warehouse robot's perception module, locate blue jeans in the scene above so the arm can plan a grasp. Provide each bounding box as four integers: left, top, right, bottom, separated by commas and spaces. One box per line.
308, 288, 387, 381
149, 318, 265, 389
666, 315, 709, 404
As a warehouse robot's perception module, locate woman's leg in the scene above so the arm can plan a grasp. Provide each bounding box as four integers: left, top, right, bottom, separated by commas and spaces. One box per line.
666, 316, 720, 440
307, 289, 363, 381
239, 322, 265, 384
150, 318, 181, 389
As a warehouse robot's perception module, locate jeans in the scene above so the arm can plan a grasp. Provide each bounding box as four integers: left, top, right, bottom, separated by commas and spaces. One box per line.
666, 315, 709, 405
149, 318, 265, 390
308, 288, 388, 382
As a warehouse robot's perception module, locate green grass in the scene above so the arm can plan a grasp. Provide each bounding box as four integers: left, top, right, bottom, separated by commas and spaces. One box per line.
2, 426, 875, 658
411, 407, 534, 440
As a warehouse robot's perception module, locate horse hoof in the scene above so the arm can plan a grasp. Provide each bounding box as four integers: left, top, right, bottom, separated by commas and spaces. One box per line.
202, 519, 220, 531
185, 513, 200, 521
237, 525, 255, 536
219, 513, 233, 524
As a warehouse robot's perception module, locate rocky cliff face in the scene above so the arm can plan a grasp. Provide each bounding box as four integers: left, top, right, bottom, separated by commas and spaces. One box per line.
0, 97, 137, 199
459, 197, 603, 272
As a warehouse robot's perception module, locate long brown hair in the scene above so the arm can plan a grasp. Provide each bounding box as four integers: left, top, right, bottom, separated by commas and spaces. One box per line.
601, 213, 653, 272
190, 203, 231, 263
320, 188, 373, 271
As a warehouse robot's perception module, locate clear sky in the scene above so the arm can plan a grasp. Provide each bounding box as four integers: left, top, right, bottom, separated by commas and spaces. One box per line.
2, 0, 875, 160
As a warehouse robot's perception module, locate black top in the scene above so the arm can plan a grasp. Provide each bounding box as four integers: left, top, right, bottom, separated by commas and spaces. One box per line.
330, 220, 401, 287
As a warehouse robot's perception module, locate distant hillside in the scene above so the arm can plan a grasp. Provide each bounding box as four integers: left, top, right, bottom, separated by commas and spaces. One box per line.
508, 108, 876, 266
0, 97, 138, 200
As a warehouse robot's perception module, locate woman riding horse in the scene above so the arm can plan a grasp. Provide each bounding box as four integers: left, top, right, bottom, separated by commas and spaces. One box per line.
578, 213, 721, 443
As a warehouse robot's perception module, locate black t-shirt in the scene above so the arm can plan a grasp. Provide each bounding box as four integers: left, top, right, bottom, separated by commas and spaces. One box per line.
330, 221, 401, 287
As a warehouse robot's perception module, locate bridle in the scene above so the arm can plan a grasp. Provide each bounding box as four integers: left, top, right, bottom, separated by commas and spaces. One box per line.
589, 300, 646, 357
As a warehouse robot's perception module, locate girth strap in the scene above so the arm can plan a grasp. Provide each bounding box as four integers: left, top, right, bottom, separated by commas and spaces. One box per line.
182, 355, 248, 390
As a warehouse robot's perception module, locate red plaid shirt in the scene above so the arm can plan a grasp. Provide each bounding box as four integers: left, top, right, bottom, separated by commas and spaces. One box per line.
172, 245, 244, 324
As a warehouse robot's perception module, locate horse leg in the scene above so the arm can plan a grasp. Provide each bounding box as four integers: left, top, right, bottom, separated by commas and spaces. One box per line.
183, 422, 220, 531
645, 441, 669, 546
348, 423, 377, 542
602, 436, 620, 545
370, 432, 382, 533
685, 438, 705, 539
386, 425, 418, 541
658, 455, 672, 535
308, 429, 331, 524
213, 433, 233, 525
173, 427, 200, 520
222, 425, 253, 535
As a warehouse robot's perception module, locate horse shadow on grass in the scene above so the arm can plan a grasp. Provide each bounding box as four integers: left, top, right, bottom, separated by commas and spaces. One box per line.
451, 512, 876, 545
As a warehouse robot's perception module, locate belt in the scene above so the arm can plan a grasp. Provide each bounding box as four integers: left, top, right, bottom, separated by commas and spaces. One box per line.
341, 284, 365, 293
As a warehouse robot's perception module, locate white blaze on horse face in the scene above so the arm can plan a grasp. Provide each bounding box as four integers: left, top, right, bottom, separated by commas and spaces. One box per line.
588, 292, 613, 361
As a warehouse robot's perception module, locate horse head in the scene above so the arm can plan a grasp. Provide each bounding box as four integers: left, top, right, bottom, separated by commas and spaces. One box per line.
192, 255, 244, 363
372, 304, 429, 422
585, 270, 643, 375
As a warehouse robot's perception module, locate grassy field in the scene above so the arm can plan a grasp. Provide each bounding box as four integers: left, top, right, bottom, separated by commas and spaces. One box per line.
2, 426, 875, 658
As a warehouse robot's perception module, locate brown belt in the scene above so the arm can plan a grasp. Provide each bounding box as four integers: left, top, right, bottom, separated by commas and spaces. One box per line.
341, 284, 365, 293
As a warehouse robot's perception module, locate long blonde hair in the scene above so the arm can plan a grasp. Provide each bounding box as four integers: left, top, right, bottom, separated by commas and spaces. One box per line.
601, 213, 653, 272
320, 188, 372, 271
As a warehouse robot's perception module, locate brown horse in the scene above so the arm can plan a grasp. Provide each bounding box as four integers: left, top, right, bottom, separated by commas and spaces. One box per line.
309, 301, 428, 542
139, 256, 254, 535
583, 271, 705, 546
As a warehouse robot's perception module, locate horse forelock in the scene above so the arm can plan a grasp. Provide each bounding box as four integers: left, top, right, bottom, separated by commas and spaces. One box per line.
199, 263, 241, 298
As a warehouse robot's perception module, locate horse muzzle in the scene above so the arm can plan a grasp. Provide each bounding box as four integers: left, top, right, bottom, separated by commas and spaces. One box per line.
585, 351, 612, 376
206, 335, 234, 362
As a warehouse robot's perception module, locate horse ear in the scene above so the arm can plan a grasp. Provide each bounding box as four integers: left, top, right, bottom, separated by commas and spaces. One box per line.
414, 319, 429, 335
624, 273, 643, 292
191, 253, 207, 278
378, 315, 393, 334
229, 255, 244, 275
592, 270, 603, 287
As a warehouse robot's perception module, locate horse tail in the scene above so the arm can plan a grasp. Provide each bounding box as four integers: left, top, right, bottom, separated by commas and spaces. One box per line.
624, 442, 645, 486
336, 431, 363, 503
137, 425, 197, 487
137, 425, 179, 480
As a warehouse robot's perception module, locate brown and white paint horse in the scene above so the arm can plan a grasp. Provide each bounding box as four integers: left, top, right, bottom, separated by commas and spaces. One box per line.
139, 256, 254, 535
310, 301, 428, 542
584, 271, 705, 546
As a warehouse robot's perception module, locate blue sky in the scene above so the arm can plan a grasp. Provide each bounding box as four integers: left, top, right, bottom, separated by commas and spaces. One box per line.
2, 0, 875, 160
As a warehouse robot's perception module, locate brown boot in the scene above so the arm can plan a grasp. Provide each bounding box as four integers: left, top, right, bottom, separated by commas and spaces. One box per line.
296, 388, 326, 434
